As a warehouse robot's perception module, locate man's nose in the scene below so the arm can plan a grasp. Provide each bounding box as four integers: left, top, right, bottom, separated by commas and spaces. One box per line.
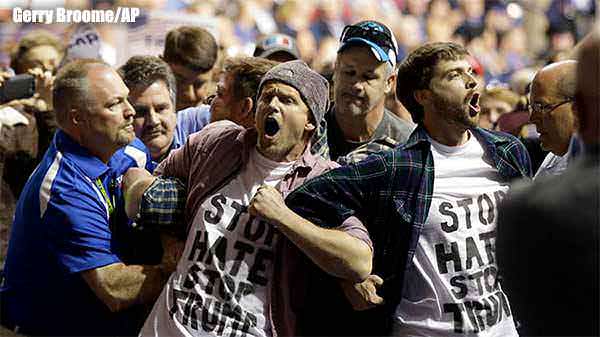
123, 99, 135, 118
147, 109, 160, 126
350, 80, 365, 94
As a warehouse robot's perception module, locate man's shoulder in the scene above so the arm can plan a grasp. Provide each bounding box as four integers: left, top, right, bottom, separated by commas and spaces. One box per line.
176, 105, 211, 123
473, 127, 522, 147
175, 105, 211, 138
112, 138, 150, 172
339, 137, 399, 165
380, 109, 416, 143
186, 120, 247, 148
18, 149, 100, 219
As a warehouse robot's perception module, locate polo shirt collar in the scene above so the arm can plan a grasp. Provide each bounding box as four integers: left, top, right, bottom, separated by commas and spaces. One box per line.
55, 130, 110, 180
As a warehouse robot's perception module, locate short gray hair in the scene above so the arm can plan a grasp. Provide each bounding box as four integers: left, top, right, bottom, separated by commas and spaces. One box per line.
53, 58, 108, 128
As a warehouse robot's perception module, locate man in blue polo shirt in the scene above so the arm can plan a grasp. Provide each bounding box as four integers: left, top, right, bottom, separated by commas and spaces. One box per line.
0, 59, 173, 336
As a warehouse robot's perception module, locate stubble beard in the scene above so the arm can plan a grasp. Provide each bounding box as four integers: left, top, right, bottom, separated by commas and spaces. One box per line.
431, 93, 477, 129
117, 128, 135, 148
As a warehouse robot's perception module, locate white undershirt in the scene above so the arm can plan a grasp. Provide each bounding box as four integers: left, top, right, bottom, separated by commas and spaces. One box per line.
141, 148, 293, 337
393, 132, 517, 337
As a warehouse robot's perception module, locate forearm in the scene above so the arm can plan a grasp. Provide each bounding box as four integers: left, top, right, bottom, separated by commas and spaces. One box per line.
123, 175, 157, 219
82, 262, 170, 313
274, 208, 372, 282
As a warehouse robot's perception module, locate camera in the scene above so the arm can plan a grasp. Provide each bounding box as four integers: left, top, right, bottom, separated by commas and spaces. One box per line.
0, 74, 36, 104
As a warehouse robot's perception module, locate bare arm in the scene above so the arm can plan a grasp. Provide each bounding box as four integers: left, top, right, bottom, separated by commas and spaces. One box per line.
81, 262, 168, 313
81, 234, 178, 313
249, 185, 372, 282
122, 167, 157, 219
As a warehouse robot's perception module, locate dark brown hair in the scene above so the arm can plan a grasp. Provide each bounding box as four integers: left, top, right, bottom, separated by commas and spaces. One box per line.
224, 57, 279, 103
396, 42, 469, 123
162, 26, 218, 73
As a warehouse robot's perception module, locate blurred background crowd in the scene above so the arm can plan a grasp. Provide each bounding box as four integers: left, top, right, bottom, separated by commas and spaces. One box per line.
0, 0, 596, 82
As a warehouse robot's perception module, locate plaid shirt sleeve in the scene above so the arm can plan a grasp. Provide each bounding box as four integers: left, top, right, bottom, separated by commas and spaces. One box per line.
286, 152, 391, 229
137, 177, 187, 238
310, 116, 330, 160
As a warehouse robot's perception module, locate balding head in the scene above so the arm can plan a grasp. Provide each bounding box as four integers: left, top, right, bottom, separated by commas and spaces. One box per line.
532, 60, 578, 100
530, 60, 579, 155
576, 27, 600, 146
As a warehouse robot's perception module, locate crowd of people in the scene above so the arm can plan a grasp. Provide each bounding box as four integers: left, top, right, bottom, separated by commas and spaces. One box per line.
0, 0, 598, 336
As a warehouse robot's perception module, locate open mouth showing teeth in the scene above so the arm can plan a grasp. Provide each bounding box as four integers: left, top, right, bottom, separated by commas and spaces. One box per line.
469, 93, 481, 116
264, 116, 280, 137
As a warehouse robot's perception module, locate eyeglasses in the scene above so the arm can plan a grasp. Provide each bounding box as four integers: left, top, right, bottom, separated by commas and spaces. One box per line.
528, 98, 572, 116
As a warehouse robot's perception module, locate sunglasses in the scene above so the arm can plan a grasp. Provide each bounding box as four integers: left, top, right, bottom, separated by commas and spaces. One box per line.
340, 22, 397, 55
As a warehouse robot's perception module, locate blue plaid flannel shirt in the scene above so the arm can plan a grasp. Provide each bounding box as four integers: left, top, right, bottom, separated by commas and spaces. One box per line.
285, 124, 532, 317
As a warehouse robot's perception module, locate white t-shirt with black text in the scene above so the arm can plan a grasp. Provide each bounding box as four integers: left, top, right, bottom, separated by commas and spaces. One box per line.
393, 132, 518, 337
140, 148, 294, 337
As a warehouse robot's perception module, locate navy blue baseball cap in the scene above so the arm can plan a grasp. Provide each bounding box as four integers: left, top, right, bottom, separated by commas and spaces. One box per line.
338, 20, 399, 67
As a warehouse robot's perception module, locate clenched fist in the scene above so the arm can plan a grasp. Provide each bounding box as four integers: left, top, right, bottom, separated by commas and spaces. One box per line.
248, 185, 291, 225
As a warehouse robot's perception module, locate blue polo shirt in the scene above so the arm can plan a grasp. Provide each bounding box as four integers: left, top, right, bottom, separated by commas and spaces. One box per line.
1, 130, 153, 336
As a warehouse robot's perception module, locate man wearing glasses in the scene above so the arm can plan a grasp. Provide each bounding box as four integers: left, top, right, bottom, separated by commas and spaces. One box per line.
529, 60, 582, 178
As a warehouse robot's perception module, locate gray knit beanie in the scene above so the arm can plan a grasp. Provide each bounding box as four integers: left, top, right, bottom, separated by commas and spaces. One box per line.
258, 60, 329, 125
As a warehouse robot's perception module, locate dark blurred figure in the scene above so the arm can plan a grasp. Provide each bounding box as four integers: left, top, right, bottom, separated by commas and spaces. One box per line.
0, 30, 64, 269
497, 27, 599, 337
6, 30, 64, 191
162, 26, 218, 111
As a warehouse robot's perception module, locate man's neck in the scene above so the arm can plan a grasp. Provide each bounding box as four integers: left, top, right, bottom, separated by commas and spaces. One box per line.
63, 127, 115, 163
257, 142, 307, 163
335, 104, 385, 142
151, 142, 173, 163
423, 114, 470, 147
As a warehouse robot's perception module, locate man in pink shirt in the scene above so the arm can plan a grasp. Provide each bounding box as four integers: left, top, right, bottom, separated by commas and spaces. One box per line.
123, 61, 373, 336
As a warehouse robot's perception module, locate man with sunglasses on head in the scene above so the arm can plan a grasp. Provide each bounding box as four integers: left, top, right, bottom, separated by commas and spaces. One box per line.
529, 60, 582, 179
321, 20, 414, 164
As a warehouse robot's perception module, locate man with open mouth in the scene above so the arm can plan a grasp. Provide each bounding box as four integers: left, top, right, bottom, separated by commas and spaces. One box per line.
285, 42, 532, 336
122, 61, 373, 337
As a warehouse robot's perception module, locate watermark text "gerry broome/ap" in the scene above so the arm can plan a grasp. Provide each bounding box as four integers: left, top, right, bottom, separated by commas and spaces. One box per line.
13, 7, 141, 24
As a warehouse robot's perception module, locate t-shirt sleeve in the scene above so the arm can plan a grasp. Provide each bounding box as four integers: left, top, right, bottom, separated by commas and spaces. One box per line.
338, 216, 373, 252
44, 188, 120, 274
